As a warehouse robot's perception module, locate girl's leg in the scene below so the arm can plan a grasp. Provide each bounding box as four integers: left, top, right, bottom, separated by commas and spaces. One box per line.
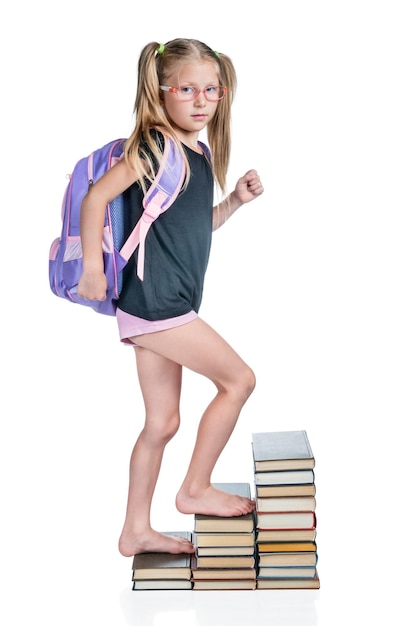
131, 317, 256, 519
118, 346, 194, 557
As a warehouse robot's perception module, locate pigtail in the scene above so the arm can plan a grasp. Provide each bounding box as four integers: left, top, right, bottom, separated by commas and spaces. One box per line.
206, 51, 236, 194
124, 42, 189, 191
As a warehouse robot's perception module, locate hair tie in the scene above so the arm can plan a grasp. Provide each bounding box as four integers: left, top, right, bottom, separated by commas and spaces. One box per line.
157, 43, 165, 55
213, 50, 220, 58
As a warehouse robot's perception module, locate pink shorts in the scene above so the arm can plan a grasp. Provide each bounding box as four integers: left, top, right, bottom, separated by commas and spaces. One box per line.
116, 308, 198, 345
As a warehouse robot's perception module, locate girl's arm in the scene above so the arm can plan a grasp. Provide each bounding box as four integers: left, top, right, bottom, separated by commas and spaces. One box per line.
78, 159, 138, 301
213, 169, 264, 231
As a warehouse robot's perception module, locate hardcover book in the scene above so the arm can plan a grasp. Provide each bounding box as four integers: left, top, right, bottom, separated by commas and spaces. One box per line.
131, 531, 192, 581
191, 561, 257, 580
256, 496, 316, 513
132, 579, 192, 590
258, 566, 317, 578
193, 554, 255, 569
256, 511, 316, 530
256, 573, 320, 589
192, 579, 257, 590
256, 484, 316, 498
196, 545, 255, 556
212, 482, 252, 497
256, 528, 317, 542
252, 430, 315, 472
194, 516, 254, 533
258, 551, 318, 567
257, 541, 317, 553
194, 532, 255, 548
255, 469, 315, 486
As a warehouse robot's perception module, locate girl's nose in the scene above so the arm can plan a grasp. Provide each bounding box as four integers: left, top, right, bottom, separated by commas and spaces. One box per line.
194, 91, 207, 105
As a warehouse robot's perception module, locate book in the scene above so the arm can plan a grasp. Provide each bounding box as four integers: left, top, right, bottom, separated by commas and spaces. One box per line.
132, 579, 192, 590
258, 566, 317, 578
256, 484, 316, 498
193, 554, 256, 569
258, 552, 318, 567
255, 469, 315, 486
213, 481, 252, 497
131, 531, 192, 580
194, 532, 255, 548
191, 561, 257, 580
256, 511, 316, 530
256, 573, 320, 589
256, 496, 316, 513
192, 579, 257, 590
194, 516, 254, 533
256, 528, 317, 542
252, 430, 315, 471
194, 482, 254, 533
257, 541, 317, 553
196, 545, 255, 556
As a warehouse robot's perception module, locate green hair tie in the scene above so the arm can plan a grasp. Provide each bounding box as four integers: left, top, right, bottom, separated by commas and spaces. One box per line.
157, 43, 165, 54
213, 50, 220, 58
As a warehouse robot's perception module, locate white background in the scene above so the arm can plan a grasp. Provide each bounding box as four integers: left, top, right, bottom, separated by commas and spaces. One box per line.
1, 1, 416, 624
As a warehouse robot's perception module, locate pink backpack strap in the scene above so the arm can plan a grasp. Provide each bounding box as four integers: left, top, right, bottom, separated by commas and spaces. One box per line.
119, 136, 185, 280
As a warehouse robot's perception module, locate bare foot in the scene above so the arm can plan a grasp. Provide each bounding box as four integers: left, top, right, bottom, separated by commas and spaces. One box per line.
118, 528, 195, 557
176, 484, 256, 517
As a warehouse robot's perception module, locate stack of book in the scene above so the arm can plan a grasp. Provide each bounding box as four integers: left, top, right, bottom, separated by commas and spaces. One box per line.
191, 482, 257, 590
252, 430, 320, 589
131, 531, 193, 590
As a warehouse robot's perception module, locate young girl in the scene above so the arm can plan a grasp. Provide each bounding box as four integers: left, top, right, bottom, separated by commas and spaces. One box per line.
78, 38, 264, 557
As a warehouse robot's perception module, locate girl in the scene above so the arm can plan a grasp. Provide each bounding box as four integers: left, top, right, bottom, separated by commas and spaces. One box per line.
78, 38, 264, 557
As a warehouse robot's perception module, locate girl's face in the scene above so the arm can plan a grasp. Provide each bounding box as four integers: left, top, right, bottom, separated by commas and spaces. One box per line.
161, 61, 220, 145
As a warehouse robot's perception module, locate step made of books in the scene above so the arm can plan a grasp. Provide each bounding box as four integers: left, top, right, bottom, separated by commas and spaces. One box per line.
252, 430, 320, 589
192, 482, 257, 590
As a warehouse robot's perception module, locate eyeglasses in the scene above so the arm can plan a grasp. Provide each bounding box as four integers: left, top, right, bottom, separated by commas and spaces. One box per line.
159, 85, 227, 101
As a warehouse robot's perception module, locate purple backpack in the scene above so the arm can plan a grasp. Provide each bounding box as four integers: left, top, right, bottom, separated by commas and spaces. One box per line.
49, 136, 190, 316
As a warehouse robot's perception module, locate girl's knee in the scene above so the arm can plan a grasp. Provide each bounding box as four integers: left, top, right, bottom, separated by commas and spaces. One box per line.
144, 412, 180, 445
160, 413, 181, 442
226, 364, 256, 404
242, 365, 256, 399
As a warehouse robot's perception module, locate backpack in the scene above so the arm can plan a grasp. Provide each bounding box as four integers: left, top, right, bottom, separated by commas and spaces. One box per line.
49, 136, 189, 316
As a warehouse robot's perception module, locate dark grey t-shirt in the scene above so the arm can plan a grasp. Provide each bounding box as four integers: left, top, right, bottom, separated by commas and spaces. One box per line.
117, 144, 214, 320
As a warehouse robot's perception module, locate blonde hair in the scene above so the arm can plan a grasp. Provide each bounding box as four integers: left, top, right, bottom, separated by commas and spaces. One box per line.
124, 38, 237, 194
